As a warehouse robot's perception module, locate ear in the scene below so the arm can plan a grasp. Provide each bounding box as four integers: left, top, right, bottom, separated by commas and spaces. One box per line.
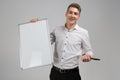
65, 11, 67, 17
78, 14, 80, 19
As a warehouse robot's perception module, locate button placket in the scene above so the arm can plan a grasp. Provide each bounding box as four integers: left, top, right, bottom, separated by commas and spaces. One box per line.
60, 30, 70, 65
61, 33, 67, 63
62, 31, 69, 54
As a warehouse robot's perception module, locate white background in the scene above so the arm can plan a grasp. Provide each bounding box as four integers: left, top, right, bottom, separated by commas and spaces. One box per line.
0, 0, 120, 80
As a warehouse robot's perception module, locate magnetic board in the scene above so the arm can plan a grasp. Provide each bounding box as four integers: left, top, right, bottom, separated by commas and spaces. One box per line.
19, 19, 53, 69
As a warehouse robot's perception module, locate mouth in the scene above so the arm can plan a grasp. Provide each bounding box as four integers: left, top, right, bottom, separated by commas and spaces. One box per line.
69, 18, 76, 22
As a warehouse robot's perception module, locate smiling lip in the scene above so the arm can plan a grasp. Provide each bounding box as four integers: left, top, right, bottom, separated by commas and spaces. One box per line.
69, 18, 75, 21
69, 19, 75, 22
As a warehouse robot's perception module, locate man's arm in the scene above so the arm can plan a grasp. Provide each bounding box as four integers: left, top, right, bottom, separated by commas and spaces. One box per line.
50, 30, 55, 45
81, 31, 93, 62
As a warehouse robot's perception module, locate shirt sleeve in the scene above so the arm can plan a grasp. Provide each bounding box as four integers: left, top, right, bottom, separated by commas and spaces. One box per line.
50, 29, 56, 44
81, 31, 93, 56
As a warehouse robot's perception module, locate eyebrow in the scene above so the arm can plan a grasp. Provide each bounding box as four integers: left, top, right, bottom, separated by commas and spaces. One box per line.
68, 10, 79, 14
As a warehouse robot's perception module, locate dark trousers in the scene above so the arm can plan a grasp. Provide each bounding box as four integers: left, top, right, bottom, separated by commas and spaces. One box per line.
49, 66, 81, 80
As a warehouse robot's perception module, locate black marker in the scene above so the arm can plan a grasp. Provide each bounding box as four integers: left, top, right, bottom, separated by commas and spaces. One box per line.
91, 58, 100, 61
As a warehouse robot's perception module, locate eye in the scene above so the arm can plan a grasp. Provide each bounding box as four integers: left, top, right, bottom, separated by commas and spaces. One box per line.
69, 11, 73, 14
74, 12, 78, 15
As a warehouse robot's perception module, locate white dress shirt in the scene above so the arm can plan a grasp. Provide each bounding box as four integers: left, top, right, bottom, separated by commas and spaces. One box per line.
50, 24, 93, 69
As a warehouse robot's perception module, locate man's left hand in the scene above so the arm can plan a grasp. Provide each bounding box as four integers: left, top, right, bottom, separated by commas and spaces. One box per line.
81, 54, 92, 62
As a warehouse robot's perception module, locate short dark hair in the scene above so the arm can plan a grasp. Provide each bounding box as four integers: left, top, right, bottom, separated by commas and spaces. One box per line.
67, 3, 81, 14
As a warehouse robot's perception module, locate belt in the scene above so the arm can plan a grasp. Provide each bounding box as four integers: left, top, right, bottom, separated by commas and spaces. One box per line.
52, 66, 79, 73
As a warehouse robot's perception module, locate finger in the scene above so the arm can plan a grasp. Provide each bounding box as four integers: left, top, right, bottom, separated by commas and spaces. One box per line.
86, 54, 92, 61
82, 56, 89, 62
82, 55, 91, 62
87, 55, 91, 61
30, 18, 38, 23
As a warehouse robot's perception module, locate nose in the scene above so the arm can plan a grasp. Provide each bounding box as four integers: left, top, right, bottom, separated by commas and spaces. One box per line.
71, 13, 75, 17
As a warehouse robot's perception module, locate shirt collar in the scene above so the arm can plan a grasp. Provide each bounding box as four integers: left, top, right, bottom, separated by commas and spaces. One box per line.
64, 24, 79, 31
74, 24, 79, 30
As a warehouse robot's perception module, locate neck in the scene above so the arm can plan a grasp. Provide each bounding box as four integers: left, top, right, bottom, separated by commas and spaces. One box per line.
65, 23, 76, 30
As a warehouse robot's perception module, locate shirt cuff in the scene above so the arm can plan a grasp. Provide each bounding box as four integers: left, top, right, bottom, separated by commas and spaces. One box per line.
86, 51, 94, 56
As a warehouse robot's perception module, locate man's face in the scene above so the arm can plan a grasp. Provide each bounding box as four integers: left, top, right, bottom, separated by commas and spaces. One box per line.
66, 7, 80, 25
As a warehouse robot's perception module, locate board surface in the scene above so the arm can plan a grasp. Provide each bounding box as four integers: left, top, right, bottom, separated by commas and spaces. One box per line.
19, 19, 53, 69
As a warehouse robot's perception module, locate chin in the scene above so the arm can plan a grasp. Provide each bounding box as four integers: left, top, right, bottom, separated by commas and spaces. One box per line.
68, 20, 76, 23
69, 22, 76, 25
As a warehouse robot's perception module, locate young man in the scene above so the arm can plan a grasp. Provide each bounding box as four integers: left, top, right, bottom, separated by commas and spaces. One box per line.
49, 3, 93, 80
31, 3, 93, 80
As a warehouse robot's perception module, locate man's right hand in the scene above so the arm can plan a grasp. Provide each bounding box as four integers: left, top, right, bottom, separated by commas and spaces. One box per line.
30, 18, 39, 23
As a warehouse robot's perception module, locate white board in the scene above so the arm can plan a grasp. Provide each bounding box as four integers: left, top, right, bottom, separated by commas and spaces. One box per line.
19, 19, 53, 69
